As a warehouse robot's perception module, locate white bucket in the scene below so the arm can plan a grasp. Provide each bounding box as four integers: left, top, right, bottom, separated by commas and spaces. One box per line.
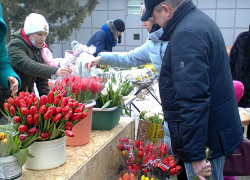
0, 155, 21, 179
24, 136, 66, 170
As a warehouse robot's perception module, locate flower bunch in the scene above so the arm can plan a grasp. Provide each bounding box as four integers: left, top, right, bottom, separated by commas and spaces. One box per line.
2, 91, 88, 148
141, 175, 154, 180
117, 138, 181, 179
49, 75, 104, 104
120, 78, 133, 96
96, 73, 123, 108
139, 110, 164, 125
118, 173, 136, 180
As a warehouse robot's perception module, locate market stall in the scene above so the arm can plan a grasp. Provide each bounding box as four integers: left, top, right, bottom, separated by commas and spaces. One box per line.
20, 117, 134, 180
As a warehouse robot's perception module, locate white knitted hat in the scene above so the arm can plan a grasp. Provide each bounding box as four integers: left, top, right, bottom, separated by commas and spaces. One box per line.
24, 13, 49, 35
139, 4, 154, 22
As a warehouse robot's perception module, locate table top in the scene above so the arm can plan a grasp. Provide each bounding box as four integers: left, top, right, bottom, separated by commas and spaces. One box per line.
20, 117, 134, 180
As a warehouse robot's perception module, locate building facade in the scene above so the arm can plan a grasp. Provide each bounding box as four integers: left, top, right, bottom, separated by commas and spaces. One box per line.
51, 0, 250, 58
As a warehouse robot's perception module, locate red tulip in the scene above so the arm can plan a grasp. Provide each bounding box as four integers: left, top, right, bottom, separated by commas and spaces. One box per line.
61, 106, 70, 116
27, 98, 32, 107
7, 97, 15, 106
71, 83, 79, 95
19, 134, 26, 142
65, 121, 73, 126
38, 105, 47, 115
64, 125, 72, 130
40, 132, 50, 140
67, 102, 74, 108
64, 112, 72, 120
52, 113, 62, 123
34, 101, 38, 107
117, 143, 125, 151
33, 114, 39, 126
137, 151, 143, 158
65, 130, 75, 137
44, 110, 53, 121
56, 107, 61, 114
18, 125, 28, 133
74, 106, 84, 113
47, 91, 54, 104
72, 101, 79, 110
88, 80, 96, 94
81, 81, 87, 92
60, 98, 68, 108
3, 103, 9, 113
14, 96, 20, 107
48, 106, 56, 115
13, 116, 21, 124
71, 113, 79, 121
29, 106, 37, 116
40, 95, 47, 106
26, 114, 33, 125
79, 112, 87, 120
21, 107, 29, 117
28, 127, 37, 136
60, 90, 67, 97
54, 94, 63, 106
10, 106, 16, 116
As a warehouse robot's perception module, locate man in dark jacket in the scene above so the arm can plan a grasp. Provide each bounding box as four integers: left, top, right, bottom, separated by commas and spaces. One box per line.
87, 19, 125, 57
142, 0, 243, 179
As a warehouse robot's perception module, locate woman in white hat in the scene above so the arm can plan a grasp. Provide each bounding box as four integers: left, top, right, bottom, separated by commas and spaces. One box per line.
7, 13, 72, 96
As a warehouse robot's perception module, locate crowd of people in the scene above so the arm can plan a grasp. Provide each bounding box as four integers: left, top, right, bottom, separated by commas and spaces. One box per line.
0, 0, 248, 179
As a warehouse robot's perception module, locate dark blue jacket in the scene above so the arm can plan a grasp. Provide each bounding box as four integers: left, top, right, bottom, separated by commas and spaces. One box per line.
87, 21, 118, 57
159, 1, 243, 162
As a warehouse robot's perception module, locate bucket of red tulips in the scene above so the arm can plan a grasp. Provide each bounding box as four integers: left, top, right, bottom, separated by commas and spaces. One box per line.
48, 75, 104, 146
2, 91, 88, 170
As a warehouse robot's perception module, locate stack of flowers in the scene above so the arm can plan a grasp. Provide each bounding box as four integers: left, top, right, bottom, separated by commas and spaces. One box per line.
118, 172, 136, 180
49, 75, 104, 104
117, 138, 182, 179
2, 91, 88, 148
139, 110, 164, 125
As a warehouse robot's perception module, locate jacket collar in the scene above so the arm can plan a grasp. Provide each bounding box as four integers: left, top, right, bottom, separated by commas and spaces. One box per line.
148, 28, 163, 42
101, 20, 118, 47
160, 0, 196, 41
20, 28, 48, 49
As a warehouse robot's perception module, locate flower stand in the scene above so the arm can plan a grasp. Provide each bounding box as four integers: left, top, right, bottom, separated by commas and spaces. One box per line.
91, 106, 121, 130
24, 136, 66, 170
0, 155, 22, 179
66, 101, 96, 146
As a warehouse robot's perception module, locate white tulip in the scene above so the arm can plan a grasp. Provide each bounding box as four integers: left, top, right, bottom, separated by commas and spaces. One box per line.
144, 113, 150, 121
101, 88, 108, 96
112, 85, 118, 92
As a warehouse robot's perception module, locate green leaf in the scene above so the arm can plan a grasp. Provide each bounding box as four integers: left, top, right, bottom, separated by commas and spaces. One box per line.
13, 148, 29, 167
101, 100, 113, 110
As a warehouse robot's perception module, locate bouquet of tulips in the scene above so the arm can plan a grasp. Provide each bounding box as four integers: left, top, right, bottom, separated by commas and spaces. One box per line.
117, 138, 182, 179
139, 109, 164, 125
1, 91, 88, 149
49, 75, 104, 104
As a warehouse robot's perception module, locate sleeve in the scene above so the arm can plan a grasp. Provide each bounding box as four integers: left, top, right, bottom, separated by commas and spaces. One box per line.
94, 31, 108, 56
8, 43, 58, 79
0, 18, 21, 90
35, 77, 49, 96
171, 31, 210, 162
229, 34, 241, 78
99, 40, 151, 68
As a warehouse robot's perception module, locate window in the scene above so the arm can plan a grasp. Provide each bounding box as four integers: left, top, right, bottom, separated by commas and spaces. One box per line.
127, 0, 144, 15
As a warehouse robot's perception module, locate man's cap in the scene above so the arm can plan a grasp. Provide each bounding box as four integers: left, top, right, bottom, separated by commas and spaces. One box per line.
141, 0, 165, 21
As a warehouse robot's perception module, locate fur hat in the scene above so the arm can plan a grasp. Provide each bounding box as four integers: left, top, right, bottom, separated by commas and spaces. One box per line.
24, 13, 49, 35
139, 4, 154, 22
113, 19, 125, 32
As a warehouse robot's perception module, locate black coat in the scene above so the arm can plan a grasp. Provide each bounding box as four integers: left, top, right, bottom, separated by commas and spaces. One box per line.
159, 1, 243, 162
230, 31, 250, 107
87, 20, 118, 57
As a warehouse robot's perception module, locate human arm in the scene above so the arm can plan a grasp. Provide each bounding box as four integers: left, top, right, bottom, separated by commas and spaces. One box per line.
94, 31, 109, 56
85, 41, 152, 71
229, 34, 241, 78
171, 31, 210, 164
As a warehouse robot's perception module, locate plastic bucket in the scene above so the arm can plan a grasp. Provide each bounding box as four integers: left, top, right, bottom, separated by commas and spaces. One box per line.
91, 106, 121, 130
24, 136, 66, 170
0, 155, 21, 179
66, 101, 96, 146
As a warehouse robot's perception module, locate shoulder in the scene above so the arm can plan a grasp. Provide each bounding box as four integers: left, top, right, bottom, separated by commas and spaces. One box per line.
96, 29, 107, 38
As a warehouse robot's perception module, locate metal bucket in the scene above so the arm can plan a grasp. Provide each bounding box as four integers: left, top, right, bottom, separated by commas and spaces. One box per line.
24, 136, 66, 170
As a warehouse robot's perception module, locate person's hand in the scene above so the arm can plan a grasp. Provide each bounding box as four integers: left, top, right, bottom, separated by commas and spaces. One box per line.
84, 56, 101, 72
8, 76, 19, 96
192, 159, 212, 180
55, 66, 72, 77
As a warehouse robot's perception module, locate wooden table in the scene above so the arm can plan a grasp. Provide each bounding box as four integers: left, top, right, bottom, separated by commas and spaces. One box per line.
20, 117, 135, 180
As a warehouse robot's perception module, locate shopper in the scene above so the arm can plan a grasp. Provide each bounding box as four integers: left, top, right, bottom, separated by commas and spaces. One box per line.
141, 0, 243, 179
0, 3, 21, 118
87, 19, 125, 57
7, 13, 72, 96
230, 25, 250, 139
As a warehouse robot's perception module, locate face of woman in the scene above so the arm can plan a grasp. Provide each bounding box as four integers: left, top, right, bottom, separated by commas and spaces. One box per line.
28, 32, 48, 48
142, 20, 154, 32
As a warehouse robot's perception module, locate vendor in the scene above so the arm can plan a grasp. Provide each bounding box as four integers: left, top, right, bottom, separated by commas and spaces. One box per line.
7, 13, 72, 96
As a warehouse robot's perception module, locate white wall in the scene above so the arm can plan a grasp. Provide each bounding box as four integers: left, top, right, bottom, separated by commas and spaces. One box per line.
51, 0, 250, 58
